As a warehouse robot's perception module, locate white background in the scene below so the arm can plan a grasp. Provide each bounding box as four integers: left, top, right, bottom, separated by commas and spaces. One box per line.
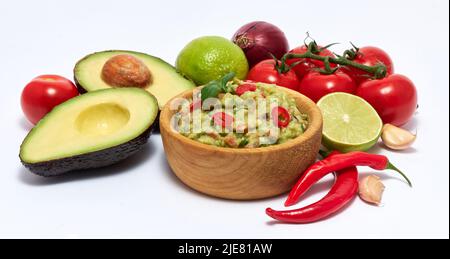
0, 0, 448, 239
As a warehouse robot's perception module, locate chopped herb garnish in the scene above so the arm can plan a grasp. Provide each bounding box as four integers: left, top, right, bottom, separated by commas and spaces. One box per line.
201, 72, 236, 102
239, 138, 249, 148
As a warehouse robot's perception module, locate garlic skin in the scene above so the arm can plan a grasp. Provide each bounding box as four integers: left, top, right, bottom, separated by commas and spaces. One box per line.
359, 175, 385, 205
382, 124, 416, 150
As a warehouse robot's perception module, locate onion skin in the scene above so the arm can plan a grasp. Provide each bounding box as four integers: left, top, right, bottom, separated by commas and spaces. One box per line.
232, 21, 289, 68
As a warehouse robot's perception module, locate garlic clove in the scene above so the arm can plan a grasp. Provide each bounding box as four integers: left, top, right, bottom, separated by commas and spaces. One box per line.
359, 175, 385, 205
381, 124, 416, 150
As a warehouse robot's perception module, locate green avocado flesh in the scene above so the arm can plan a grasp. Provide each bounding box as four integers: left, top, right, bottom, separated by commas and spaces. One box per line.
74, 50, 195, 109
19, 88, 158, 177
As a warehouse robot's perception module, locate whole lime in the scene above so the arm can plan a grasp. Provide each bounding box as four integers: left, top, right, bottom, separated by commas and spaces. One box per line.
176, 36, 249, 85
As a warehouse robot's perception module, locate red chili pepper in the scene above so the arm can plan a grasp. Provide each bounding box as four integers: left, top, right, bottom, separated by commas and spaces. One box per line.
284, 151, 412, 207
212, 112, 234, 128
235, 83, 257, 96
272, 106, 291, 128
266, 166, 358, 224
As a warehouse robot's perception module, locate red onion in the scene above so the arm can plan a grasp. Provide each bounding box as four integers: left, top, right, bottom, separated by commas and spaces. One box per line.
232, 21, 289, 68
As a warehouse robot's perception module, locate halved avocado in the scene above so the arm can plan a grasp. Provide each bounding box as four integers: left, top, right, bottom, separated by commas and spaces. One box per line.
74, 50, 195, 109
19, 88, 158, 177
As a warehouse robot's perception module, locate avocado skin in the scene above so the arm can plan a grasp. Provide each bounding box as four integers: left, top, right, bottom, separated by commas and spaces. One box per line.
74, 75, 88, 94
21, 126, 154, 177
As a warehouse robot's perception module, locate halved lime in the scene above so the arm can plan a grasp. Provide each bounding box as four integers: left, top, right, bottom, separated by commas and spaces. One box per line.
317, 92, 383, 152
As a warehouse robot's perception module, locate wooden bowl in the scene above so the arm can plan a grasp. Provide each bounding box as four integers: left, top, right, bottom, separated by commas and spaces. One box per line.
160, 88, 323, 200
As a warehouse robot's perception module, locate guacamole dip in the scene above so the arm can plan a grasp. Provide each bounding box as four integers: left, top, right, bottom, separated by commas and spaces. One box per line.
175, 80, 308, 148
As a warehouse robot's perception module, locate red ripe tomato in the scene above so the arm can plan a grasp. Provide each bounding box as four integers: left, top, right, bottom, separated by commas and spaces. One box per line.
235, 83, 257, 96
21, 75, 79, 125
298, 70, 357, 103
343, 46, 394, 84
286, 45, 337, 80
356, 74, 417, 126
246, 59, 300, 91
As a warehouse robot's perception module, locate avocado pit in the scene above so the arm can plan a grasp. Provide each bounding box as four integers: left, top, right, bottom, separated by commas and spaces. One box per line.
101, 54, 152, 88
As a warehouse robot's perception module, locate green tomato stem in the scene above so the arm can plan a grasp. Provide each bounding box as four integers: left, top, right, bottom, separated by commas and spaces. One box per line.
281, 45, 388, 79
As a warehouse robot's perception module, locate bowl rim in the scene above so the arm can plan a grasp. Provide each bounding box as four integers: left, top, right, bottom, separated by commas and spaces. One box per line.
160, 86, 323, 154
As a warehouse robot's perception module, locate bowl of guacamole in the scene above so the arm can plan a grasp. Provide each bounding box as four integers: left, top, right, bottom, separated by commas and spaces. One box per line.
160, 79, 323, 200
172, 80, 309, 148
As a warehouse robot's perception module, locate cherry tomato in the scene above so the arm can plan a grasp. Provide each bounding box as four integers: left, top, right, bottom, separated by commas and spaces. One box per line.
298, 70, 357, 103
212, 112, 234, 128
246, 59, 300, 91
272, 106, 291, 128
286, 45, 337, 80
235, 83, 257, 96
356, 74, 417, 126
21, 75, 79, 125
343, 46, 394, 84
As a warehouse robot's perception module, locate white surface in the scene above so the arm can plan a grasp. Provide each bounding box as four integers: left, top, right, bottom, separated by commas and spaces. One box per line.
0, 0, 448, 239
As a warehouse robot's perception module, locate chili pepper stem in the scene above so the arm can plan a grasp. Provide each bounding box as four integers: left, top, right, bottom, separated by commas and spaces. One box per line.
319, 150, 412, 187
386, 162, 413, 187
